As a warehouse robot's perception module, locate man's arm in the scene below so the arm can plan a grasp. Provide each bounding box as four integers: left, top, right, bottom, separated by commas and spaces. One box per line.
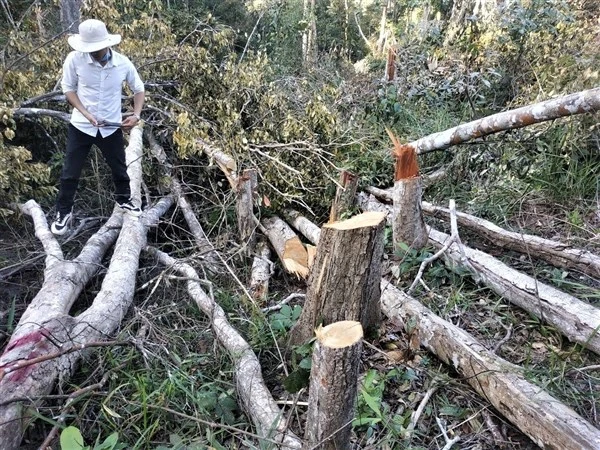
65, 91, 99, 126
122, 90, 145, 130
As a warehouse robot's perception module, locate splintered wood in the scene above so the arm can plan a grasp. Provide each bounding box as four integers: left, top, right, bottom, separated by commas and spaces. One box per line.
386, 128, 428, 250
261, 216, 309, 278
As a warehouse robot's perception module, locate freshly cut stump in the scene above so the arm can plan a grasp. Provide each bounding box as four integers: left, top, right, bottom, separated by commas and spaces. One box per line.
305, 321, 363, 450
288, 212, 385, 346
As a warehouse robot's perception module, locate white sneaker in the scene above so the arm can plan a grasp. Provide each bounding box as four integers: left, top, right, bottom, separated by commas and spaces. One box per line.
51, 210, 72, 235
118, 199, 142, 217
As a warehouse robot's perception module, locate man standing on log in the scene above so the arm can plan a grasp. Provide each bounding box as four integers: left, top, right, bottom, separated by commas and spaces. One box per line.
51, 19, 145, 235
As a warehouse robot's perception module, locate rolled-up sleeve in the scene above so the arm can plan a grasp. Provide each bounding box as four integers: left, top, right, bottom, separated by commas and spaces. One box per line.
60, 52, 77, 93
126, 61, 145, 94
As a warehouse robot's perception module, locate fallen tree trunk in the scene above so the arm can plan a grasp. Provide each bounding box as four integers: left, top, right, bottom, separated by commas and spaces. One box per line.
380, 281, 600, 450
260, 216, 310, 278
0, 126, 174, 449
148, 248, 302, 449
283, 209, 321, 245
364, 187, 600, 278
305, 321, 363, 450
405, 87, 600, 154
147, 132, 221, 270
428, 227, 600, 356
422, 202, 600, 278
288, 212, 386, 346
249, 240, 272, 305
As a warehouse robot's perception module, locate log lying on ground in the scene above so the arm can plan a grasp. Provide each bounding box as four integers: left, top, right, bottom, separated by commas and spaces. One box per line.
0, 127, 174, 449
260, 216, 310, 278
196, 138, 238, 188
422, 202, 600, 278
237, 168, 258, 254
388, 130, 428, 250
365, 187, 600, 278
288, 212, 386, 346
429, 227, 600, 356
147, 132, 221, 270
328, 169, 358, 223
249, 240, 272, 305
284, 209, 322, 245
305, 321, 363, 450
405, 87, 600, 154
148, 248, 302, 449
380, 281, 600, 450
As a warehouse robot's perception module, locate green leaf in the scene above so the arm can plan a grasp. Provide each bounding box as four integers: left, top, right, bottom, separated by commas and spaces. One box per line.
60, 426, 86, 450
298, 357, 312, 370
282, 368, 310, 393
95, 432, 118, 450
360, 389, 382, 418
280, 304, 292, 317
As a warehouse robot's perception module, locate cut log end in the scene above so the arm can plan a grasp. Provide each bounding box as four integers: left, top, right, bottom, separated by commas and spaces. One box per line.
325, 211, 386, 230
315, 321, 363, 348
282, 237, 309, 278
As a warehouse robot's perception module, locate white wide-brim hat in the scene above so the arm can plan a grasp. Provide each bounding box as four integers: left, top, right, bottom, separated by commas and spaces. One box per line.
68, 19, 121, 53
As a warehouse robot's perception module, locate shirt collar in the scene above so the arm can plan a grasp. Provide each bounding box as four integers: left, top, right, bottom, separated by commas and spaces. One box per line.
85, 49, 120, 66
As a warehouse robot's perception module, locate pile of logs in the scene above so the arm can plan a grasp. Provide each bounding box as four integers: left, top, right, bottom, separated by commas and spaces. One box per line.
3, 88, 600, 450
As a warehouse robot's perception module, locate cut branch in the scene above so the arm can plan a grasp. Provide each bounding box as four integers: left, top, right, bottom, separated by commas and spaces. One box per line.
422, 202, 600, 277
403, 87, 600, 154
428, 227, 600, 356
260, 216, 309, 278
148, 248, 302, 449
237, 168, 258, 253
283, 209, 321, 245
380, 281, 600, 450
249, 240, 272, 305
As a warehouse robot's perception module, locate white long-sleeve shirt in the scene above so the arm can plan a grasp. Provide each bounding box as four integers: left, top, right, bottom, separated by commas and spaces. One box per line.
61, 49, 145, 137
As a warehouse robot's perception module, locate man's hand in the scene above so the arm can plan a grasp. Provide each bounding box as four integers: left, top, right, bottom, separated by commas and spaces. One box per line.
122, 114, 140, 131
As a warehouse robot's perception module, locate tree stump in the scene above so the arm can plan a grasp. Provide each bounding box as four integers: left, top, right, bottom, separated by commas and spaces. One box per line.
329, 169, 358, 223
305, 321, 363, 450
288, 211, 386, 346
388, 129, 428, 251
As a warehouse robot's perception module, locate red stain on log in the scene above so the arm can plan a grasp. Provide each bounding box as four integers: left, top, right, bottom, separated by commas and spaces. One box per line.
1, 328, 51, 382
3, 329, 48, 354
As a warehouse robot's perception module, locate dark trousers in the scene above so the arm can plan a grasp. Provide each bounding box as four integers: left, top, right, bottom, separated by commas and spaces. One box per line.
56, 124, 130, 214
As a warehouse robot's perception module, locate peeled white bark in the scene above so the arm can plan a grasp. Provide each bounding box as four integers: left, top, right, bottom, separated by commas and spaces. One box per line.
0, 126, 174, 449
149, 249, 302, 449
421, 202, 600, 277
381, 281, 600, 450
428, 227, 600, 356
249, 240, 272, 304
283, 209, 322, 245
408, 88, 600, 154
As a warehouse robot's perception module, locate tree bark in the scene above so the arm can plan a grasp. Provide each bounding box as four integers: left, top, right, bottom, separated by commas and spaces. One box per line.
237, 168, 258, 254
196, 138, 238, 188
305, 321, 363, 450
392, 177, 428, 251
284, 209, 321, 245
261, 216, 310, 278
422, 202, 600, 277
329, 169, 358, 223
0, 126, 174, 449
428, 227, 600, 356
59, 0, 82, 33
249, 240, 272, 305
147, 132, 221, 270
149, 249, 302, 449
288, 212, 386, 346
380, 281, 600, 450
403, 87, 600, 154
